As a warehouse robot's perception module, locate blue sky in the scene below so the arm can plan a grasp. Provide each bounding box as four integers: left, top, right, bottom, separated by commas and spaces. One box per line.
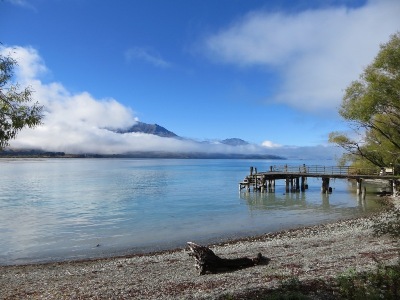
1, 0, 400, 156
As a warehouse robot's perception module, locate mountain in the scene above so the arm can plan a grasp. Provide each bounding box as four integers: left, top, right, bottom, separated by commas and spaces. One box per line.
220, 138, 249, 146
115, 122, 178, 138
116, 123, 251, 148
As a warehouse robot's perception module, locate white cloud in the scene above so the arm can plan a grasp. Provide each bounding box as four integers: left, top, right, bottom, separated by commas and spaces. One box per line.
1, 46, 138, 154
1, 45, 273, 155
261, 140, 282, 148
125, 47, 171, 68
4, 46, 47, 81
203, 0, 400, 113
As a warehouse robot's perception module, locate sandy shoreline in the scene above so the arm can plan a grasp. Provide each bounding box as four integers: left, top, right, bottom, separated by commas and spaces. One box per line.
1, 210, 399, 300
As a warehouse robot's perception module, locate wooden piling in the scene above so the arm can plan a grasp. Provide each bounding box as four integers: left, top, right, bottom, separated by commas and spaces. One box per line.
321, 177, 330, 194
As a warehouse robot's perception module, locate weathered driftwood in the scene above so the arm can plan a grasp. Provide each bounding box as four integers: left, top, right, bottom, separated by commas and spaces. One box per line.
187, 242, 269, 275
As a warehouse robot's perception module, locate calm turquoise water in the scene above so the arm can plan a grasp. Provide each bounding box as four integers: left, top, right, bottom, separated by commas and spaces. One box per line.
0, 158, 384, 265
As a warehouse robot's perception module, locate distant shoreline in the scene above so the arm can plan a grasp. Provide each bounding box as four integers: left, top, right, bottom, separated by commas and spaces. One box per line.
0, 150, 285, 159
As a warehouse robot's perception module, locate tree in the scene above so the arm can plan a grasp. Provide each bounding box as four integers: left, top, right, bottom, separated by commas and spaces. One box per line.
329, 32, 400, 172
0, 51, 43, 150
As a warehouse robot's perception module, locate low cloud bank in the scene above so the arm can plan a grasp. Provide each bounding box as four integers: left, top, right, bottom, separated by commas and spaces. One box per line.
1, 45, 341, 159
0, 46, 272, 156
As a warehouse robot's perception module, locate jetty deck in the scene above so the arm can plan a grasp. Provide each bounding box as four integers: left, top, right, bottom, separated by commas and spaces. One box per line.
239, 165, 399, 195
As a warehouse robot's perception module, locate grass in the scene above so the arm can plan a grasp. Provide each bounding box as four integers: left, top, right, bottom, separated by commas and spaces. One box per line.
219, 264, 400, 299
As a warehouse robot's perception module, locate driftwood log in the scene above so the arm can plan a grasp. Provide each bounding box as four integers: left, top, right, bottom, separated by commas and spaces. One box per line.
187, 242, 269, 275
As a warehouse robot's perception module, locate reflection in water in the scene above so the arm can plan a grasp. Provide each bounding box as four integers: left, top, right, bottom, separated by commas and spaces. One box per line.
240, 190, 336, 211
240, 177, 386, 214
239, 191, 307, 210
357, 195, 367, 212
322, 194, 330, 209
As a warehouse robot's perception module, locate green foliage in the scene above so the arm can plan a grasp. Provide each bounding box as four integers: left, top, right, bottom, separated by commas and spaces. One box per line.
335, 269, 359, 299
335, 265, 400, 299
0, 51, 43, 149
268, 277, 310, 300
330, 32, 400, 171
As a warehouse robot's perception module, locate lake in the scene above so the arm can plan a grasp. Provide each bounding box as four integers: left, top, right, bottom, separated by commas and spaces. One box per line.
0, 158, 384, 265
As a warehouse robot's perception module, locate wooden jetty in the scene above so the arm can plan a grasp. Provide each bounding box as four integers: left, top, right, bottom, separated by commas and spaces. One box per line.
239, 165, 399, 195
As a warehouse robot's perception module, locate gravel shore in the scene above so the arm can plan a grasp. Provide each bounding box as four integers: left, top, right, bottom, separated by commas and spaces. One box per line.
1, 212, 399, 299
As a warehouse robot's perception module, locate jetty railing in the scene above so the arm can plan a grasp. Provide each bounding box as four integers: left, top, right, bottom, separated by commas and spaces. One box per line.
264, 165, 380, 176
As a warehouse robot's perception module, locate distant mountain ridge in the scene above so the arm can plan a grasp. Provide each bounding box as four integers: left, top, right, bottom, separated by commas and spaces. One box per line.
115, 122, 178, 138
220, 138, 249, 146
116, 122, 250, 147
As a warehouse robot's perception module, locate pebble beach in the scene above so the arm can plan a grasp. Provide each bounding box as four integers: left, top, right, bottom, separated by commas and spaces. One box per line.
1, 206, 399, 300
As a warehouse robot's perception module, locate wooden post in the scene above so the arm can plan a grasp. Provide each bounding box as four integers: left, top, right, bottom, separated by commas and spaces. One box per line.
321, 177, 330, 193
295, 177, 300, 192
301, 176, 305, 192
261, 175, 266, 193
327, 178, 330, 193
285, 177, 290, 193
254, 168, 258, 192
389, 180, 394, 196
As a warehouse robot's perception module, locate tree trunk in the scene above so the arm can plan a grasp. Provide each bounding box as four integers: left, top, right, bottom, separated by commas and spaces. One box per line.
187, 242, 269, 275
